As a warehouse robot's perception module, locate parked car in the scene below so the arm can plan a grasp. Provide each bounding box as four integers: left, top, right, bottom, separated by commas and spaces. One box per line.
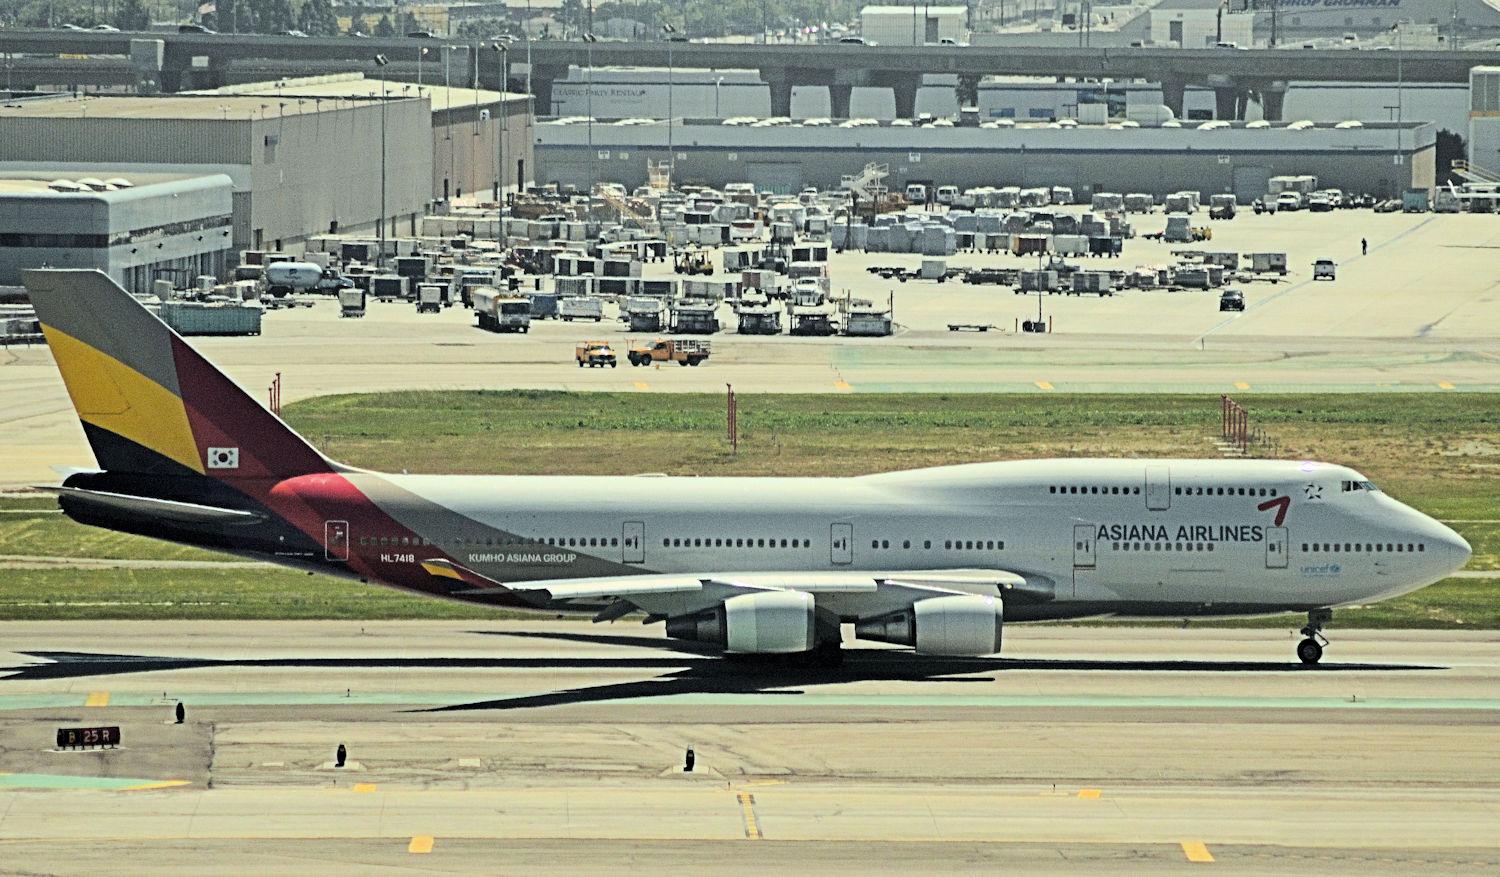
1313, 259, 1337, 280
1219, 289, 1245, 311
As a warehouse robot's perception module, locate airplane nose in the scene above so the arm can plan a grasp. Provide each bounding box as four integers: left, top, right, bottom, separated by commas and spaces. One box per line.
1443, 526, 1473, 572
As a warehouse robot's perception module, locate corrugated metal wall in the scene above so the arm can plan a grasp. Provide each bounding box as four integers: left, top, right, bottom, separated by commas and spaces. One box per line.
0, 118, 249, 165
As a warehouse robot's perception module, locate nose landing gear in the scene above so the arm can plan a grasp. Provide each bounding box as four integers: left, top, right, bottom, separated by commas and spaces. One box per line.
1298, 608, 1332, 665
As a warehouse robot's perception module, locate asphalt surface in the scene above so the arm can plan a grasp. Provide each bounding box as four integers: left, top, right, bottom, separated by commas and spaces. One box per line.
0, 621, 1497, 874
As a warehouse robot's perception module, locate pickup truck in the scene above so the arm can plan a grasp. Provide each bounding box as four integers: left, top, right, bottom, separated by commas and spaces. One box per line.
1312, 259, 1337, 281
575, 341, 617, 368
627, 338, 710, 367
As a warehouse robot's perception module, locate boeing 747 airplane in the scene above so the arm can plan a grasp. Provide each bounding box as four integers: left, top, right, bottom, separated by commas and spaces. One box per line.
23, 269, 1470, 665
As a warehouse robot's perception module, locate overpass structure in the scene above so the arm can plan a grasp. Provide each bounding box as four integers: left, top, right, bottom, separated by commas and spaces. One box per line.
2, 30, 1498, 120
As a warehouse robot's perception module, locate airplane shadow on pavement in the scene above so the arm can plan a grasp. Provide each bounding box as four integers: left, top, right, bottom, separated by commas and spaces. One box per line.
1, 627, 1442, 712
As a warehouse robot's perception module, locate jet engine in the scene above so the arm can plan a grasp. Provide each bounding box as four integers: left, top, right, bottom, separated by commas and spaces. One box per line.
665, 590, 818, 654
854, 594, 1003, 656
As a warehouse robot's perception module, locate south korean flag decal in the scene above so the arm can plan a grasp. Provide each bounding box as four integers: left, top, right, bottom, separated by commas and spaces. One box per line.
207, 447, 240, 470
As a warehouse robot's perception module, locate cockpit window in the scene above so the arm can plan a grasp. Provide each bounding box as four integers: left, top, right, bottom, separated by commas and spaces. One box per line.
1341, 480, 1380, 493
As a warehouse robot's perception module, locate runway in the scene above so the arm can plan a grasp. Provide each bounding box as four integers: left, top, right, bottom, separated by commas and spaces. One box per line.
0, 621, 1496, 874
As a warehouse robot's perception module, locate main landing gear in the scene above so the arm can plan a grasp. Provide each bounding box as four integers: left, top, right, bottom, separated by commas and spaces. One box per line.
1298, 608, 1332, 665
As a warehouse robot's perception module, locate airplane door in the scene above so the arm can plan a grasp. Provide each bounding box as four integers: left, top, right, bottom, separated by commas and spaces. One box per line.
1265, 526, 1288, 569
831, 523, 853, 565
1145, 465, 1171, 511
622, 521, 645, 564
1073, 524, 1096, 568
324, 520, 349, 562
1069, 524, 1096, 599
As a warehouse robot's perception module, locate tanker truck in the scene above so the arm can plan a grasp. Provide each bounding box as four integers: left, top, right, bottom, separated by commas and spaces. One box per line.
261, 261, 353, 298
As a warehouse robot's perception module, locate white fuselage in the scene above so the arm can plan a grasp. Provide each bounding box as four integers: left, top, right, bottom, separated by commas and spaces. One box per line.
370, 457, 1467, 622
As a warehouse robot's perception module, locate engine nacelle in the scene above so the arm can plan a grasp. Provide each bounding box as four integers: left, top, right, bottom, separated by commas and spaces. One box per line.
665, 590, 817, 654
854, 594, 1003, 656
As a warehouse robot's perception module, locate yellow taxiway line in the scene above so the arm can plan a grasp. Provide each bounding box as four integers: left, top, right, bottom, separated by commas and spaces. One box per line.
1182, 841, 1215, 862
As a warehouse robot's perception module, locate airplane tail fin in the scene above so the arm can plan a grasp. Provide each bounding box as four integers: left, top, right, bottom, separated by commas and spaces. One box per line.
24, 269, 335, 482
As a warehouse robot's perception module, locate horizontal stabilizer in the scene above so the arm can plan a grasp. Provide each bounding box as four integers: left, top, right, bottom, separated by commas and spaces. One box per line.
43, 486, 266, 525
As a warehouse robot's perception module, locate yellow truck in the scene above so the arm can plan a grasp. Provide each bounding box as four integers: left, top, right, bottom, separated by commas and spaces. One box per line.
575, 341, 617, 368
627, 338, 710, 367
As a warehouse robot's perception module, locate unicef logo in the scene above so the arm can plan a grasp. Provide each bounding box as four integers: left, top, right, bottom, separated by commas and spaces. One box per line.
1330, 564, 1341, 574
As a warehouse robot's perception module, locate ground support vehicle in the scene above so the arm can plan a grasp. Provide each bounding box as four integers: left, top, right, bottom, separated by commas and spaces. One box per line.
628, 338, 710, 366
575, 341, 618, 367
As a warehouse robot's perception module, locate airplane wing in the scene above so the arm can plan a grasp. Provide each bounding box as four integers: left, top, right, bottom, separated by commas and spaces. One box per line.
420, 559, 1051, 610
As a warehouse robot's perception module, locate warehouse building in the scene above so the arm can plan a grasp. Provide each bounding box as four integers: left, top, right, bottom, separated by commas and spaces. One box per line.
201, 74, 534, 206
0, 76, 533, 260
859, 5, 970, 45
534, 117, 1435, 200
0, 172, 233, 293
0, 90, 428, 255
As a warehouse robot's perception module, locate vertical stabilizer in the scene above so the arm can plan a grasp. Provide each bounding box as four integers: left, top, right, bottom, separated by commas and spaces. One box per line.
24, 269, 334, 481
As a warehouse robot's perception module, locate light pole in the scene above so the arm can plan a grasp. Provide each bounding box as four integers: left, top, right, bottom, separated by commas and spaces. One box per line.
715, 76, 723, 117
373, 54, 389, 267
662, 23, 676, 182
1396, 21, 1405, 194
444, 45, 456, 201
471, 41, 480, 203
583, 32, 597, 213
492, 41, 509, 203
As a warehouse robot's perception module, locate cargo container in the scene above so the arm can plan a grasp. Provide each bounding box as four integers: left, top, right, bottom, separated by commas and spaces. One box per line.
671, 302, 720, 334
1091, 192, 1124, 212
844, 302, 893, 336
1244, 252, 1287, 275
527, 292, 559, 319
416, 283, 445, 313
734, 302, 783, 335
369, 274, 409, 301
625, 297, 667, 332
338, 288, 366, 317
1070, 272, 1113, 296
158, 302, 262, 336
559, 296, 604, 322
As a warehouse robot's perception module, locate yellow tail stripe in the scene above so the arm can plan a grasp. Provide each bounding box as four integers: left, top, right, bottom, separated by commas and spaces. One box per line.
41, 326, 203, 474
1181, 841, 1215, 862
409, 836, 434, 854
421, 562, 464, 580
84, 692, 109, 707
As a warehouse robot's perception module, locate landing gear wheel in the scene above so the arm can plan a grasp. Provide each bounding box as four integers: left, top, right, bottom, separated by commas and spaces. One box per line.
1298, 608, 1332, 665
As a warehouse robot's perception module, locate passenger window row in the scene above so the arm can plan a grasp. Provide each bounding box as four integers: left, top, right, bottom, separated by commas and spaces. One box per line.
869, 539, 1006, 551
1175, 486, 1278, 497
1051, 485, 1139, 495
1303, 542, 1424, 553
664, 537, 808, 549
360, 536, 429, 547
1113, 542, 1215, 552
